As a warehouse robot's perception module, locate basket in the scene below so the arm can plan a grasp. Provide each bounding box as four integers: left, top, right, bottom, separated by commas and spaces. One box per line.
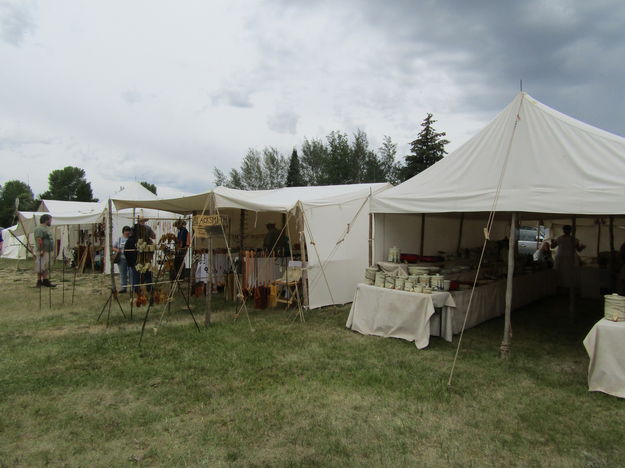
395, 277, 405, 290
604, 294, 625, 321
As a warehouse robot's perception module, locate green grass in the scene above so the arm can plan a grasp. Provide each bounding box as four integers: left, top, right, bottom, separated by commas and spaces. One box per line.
0, 258, 624, 467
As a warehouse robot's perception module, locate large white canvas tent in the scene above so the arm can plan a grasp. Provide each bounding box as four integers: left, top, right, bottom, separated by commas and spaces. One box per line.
114, 183, 390, 309
372, 92, 625, 216
369, 92, 625, 352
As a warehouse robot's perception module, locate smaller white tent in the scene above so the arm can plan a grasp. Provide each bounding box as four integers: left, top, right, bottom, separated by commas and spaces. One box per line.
1, 225, 28, 259
114, 183, 391, 309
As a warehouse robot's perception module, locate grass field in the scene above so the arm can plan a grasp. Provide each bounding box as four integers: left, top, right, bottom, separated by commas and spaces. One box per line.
1, 258, 624, 467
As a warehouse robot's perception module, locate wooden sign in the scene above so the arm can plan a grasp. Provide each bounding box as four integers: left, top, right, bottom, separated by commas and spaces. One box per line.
193, 214, 227, 238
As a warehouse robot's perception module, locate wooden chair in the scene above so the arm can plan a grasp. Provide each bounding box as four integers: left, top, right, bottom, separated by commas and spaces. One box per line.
274, 262, 302, 310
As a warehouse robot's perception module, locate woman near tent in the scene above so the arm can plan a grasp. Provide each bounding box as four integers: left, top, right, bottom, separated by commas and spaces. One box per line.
113, 226, 132, 293
551, 225, 585, 287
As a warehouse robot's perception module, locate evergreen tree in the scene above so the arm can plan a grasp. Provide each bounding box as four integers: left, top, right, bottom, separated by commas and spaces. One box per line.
286, 148, 304, 187
139, 181, 157, 195
402, 114, 449, 181
40, 166, 98, 202
0, 180, 36, 227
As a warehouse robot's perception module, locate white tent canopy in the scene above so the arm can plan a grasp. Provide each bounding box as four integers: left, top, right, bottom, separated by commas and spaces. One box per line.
1, 225, 27, 259
371, 92, 625, 216
113, 183, 390, 309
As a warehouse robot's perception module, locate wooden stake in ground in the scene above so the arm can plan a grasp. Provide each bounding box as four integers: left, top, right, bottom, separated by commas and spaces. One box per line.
500, 212, 517, 359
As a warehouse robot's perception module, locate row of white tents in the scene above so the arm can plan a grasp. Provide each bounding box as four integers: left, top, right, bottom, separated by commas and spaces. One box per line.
112, 92, 625, 314
4, 93, 625, 321
1, 183, 181, 274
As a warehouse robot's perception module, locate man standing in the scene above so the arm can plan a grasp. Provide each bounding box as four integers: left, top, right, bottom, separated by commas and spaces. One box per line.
34, 214, 56, 288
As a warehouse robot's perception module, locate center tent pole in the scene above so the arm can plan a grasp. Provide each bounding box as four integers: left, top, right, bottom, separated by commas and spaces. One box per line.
456, 213, 464, 255
420, 214, 425, 257
500, 212, 517, 359
205, 193, 215, 327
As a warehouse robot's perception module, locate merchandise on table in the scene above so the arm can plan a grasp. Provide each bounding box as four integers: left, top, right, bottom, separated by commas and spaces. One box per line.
604, 294, 625, 321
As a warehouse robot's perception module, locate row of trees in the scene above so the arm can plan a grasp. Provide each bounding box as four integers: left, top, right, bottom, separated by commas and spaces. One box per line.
214, 114, 449, 190
0, 167, 159, 228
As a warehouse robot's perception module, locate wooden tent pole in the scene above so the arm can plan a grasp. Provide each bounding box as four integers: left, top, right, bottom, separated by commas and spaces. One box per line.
368, 213, 373, 267
596, 218, 602, 258
456, 213, 464, 255
205, 194, 215, 327
420, 214, 425, 257
298, 204, 309, 308
609, 216, 615, 290
570, 216, 577, 320
107, 199, 117, 294
500, 212, 517, 359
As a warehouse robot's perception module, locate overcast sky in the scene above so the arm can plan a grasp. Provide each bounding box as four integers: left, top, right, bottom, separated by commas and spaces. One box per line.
1, 0, 624, 200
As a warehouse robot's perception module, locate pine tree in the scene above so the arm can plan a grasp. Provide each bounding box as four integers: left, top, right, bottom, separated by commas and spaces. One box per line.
286, 148, 304, 187
402, 114, 449, 181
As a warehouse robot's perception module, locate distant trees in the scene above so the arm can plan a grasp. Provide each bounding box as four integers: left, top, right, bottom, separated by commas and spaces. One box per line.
212, 119, 448, 189
0, 180, 36, 227
401, 113, 449, 181
214, 147, 289, 190
39, 166, 98, 202
214, 130, 402, 189
140, 181, 157, 195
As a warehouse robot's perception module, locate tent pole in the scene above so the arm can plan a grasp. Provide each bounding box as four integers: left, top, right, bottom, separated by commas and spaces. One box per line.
609, 216, 615, 290
570, 216, 577, 320
456, 213, 464, 255
420, 214, 425, 257
500, 212, 517, 359
204, 197, 214, 327
596, 218, 602, 259
368, 213, 373, 267
298, 205, 309, 308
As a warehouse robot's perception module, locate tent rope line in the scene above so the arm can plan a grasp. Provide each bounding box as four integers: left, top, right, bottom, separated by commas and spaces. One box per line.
447, 93, 525, 388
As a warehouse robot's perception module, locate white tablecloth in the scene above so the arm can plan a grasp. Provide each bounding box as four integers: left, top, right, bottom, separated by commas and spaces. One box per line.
450, 269, 557, 334
583, 319, 625, 399
346, 284, 455, 348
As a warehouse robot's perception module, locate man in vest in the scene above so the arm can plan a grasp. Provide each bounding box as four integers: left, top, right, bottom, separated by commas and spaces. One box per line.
34, 214, 56, 288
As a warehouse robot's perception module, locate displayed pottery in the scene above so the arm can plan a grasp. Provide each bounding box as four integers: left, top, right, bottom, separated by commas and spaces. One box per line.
374, 271, 386, 288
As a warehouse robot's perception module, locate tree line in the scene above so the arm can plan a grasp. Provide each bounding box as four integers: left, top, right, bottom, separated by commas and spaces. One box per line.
214, 114, 449, 190
0, 166, 157, 227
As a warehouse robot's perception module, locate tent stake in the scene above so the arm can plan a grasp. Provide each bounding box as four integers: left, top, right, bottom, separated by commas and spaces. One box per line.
500, 212, 517, 359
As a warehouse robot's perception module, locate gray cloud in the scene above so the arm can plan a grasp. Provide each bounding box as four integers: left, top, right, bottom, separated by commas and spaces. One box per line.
0, 1, 35, 46
211, 88, 254, 108
267, 110, 299, 135
343, 0, 625, 132
120, 90, 143, 105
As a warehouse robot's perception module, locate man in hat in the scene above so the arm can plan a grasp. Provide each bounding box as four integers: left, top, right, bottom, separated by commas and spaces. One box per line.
34, 214, 56, 287
138, 216, 156, 240
263, 222, 289, 256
